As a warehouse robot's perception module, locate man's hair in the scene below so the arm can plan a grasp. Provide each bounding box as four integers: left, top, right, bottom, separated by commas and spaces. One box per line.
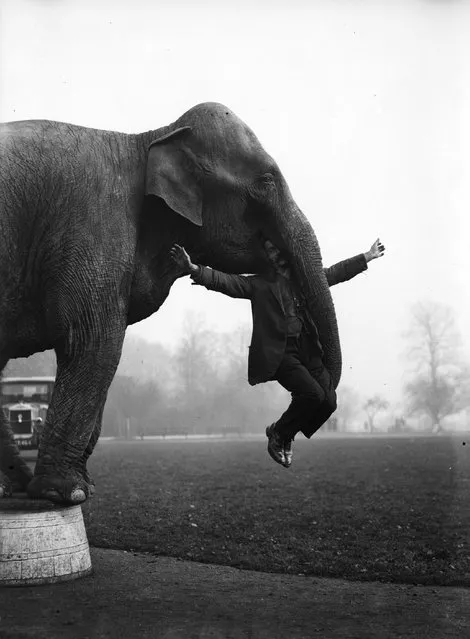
256, 232, 293, 272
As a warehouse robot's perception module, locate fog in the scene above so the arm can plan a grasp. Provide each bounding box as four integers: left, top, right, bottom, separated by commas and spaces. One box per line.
2, 0, 469, 414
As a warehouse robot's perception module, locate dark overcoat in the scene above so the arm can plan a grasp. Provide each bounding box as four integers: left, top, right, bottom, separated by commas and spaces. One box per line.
191, 254, 367, 385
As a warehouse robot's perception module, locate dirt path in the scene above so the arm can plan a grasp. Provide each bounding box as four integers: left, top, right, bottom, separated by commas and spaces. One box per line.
1, 548, 469, 638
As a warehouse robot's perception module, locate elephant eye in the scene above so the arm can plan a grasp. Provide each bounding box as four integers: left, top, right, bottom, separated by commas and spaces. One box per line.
261, 172, 275, 184
256, 173, 275, 190
248, 172, 277, 203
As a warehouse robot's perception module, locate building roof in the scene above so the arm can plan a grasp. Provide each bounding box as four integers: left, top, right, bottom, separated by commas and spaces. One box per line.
2, 376, 55, 383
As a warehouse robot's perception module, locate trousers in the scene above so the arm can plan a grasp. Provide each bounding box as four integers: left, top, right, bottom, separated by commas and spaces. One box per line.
272, 334, 337, 439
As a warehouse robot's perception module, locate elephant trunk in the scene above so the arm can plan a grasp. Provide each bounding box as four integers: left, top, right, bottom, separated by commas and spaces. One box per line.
271, 204, 342, 389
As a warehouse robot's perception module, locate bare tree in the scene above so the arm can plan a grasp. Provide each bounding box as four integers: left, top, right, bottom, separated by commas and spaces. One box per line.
173, 319, 289, 435
117, 335, 174, 392
208, 323, 288, 434
403, 301, 468, 433
174, 312, 219, 430
363, 395, 389, 432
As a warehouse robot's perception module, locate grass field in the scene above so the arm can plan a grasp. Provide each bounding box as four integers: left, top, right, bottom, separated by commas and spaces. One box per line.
83, 434, 470, 586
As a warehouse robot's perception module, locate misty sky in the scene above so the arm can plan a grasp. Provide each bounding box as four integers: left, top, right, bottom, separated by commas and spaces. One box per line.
1, 0, 469, 407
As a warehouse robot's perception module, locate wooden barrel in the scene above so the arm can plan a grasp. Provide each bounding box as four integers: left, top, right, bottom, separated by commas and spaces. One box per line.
0, 497, 92, 586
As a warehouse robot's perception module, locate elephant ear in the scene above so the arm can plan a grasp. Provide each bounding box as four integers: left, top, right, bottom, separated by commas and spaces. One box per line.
146, 126, 203, 227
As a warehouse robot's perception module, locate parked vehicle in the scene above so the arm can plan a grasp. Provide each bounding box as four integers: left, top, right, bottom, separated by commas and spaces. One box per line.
1, 377, 55, 449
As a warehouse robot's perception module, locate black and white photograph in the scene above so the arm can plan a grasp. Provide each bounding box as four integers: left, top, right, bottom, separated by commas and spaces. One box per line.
0, 0, 469, 637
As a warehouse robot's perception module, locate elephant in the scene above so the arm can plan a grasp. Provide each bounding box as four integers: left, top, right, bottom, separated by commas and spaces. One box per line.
0, 102, 341, 505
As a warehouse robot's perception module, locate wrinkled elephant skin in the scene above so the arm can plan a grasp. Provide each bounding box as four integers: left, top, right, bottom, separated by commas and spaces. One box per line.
0, 102, 341, 504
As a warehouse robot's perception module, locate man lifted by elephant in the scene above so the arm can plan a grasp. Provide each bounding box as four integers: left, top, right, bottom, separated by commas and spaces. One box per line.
0, 101, 377, 504
171, 238, 385, 467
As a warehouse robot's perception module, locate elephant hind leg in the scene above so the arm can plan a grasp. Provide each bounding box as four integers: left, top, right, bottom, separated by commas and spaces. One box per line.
0, 359, 34, 497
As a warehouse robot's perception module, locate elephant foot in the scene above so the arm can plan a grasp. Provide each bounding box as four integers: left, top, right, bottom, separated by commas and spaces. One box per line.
0, 457, 34, 498
27, 470, 93, 505
76, 463, 96, 496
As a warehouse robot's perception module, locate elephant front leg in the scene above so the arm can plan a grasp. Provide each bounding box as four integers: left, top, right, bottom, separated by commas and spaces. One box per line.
27, 331, 125, 505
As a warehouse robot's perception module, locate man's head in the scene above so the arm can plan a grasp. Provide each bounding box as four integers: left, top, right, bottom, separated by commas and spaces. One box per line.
263, 239, 291, 275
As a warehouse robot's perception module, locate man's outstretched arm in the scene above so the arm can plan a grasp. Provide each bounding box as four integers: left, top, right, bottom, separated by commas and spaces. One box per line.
324, 238, 385, 287
170, 244, 254, 299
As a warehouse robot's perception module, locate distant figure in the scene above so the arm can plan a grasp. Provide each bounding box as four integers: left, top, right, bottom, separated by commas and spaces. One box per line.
33, 417, 43, 447
171, 237, 385, 468
392, 417, 406, 433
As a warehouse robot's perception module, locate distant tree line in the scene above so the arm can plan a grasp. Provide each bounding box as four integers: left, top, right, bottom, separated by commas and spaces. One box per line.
4, 302, 469, 436
103, 316, 292, 437
4, 317, 288, 437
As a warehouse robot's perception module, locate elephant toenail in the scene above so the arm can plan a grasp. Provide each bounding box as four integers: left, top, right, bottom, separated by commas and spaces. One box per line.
70, 489, 86, 503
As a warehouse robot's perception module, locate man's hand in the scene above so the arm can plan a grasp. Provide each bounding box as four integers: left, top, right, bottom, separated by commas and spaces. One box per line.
364, 238, 385, 263
170, 244, 198, 275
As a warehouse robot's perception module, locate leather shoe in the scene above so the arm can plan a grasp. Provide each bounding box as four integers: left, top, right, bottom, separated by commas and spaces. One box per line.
283, 437, 293, 468
266, 423, 286, 466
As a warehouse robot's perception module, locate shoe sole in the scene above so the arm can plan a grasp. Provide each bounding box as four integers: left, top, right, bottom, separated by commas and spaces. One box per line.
266, 426, 286, 466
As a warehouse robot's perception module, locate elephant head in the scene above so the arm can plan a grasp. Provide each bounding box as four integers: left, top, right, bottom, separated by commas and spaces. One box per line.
144, 103, 342, 388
